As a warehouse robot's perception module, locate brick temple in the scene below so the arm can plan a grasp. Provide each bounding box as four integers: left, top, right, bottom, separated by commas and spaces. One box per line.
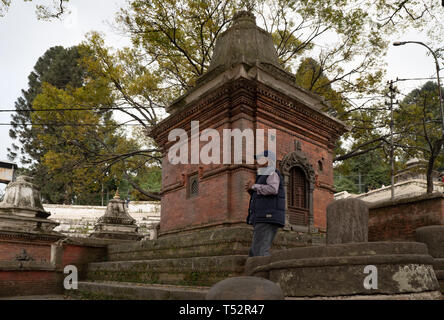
151, 11, 346, 235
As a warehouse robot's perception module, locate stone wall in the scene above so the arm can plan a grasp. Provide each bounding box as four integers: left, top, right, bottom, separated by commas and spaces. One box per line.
368, 193, 444, 241
44, 201, 161, 239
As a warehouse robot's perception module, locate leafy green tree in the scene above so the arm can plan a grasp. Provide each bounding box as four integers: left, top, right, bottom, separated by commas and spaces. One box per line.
8, 46, 89, 203
10, 1, 443, 200
394, 81, 444, 193
72, 0, 397, 194
334, 150, 391, 194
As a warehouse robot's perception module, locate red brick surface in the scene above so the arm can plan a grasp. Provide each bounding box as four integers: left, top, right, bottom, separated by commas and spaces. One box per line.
0, 270, 63, 297
156, 78, 343, 235
61, 244, 107, 280
0, 240, 52, 262
369, 196, 444, 241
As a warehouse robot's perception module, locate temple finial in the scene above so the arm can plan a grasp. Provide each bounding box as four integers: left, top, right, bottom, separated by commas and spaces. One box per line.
114, 188, 120, 199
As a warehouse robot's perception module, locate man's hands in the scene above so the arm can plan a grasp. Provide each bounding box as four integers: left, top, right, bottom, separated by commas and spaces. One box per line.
245, 181, 254, 192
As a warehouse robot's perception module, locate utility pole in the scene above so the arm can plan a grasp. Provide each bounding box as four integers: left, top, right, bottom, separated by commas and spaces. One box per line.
386, 80, 399, 200
357, 172, 364, 193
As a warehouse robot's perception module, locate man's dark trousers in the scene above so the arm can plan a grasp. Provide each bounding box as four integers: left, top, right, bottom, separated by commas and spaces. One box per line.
248, 223, 279, 257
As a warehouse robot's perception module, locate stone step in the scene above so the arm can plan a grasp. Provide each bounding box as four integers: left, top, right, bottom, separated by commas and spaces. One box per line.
107, 226, 310, 261
86, 255, 248, 287
71, 281, 209, 300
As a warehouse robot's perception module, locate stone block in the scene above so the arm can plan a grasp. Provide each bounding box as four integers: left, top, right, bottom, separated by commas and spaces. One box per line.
327, 198, 368, 244
206, 276, 284, 300
416, 225, 444, 258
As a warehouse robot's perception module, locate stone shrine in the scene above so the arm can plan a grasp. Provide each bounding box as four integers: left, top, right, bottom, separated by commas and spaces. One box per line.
90, 190, 143, 241
0, 175, 63, 262
150, 11, 346, 236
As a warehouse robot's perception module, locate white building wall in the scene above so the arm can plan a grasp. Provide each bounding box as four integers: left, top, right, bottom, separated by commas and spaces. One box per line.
44, 201, 161, 239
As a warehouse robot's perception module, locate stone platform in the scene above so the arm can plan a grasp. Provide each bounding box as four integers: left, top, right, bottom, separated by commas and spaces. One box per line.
87, 226, 311, 287
87, 255, 248, 286
70, 281, 209, 300
245, 241, 440, 298
107, 226, 312, 261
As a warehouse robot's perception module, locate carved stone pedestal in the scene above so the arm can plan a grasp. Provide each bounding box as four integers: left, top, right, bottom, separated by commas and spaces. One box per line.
0, 176, 64, 263
90, 191, 143, 241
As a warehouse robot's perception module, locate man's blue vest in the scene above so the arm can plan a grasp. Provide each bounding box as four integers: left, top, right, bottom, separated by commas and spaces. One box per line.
247, 169, 286, 227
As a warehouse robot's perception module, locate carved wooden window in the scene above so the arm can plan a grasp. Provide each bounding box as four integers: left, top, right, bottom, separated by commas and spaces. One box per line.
287, 167, 309, 226
188, 174, 199, 198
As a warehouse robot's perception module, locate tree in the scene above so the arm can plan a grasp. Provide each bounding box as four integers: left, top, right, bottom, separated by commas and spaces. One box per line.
71, 0, 402, 197
13, 1, 443, 199
1, 0, 69, 19
334, 150, 391, 194
8, 46, 86, 164
8, 46, 89, 203
394, 81, 444, 193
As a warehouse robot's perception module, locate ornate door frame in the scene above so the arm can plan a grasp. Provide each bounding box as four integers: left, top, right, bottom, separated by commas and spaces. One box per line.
280, 149, 315, 232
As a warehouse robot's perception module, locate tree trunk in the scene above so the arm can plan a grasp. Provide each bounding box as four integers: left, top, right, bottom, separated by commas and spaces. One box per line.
426, 139, 443, 194
426, 156, 435, 194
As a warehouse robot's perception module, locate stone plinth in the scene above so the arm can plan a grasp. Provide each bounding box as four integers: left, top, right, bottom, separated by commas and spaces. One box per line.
0, 176, 61, 237
326, 198, 368, 244
416, 225, 444, 293
0, 176, 64, 263
206, 276, 284, 300
90, 192, 143, 241
245, 242, 441, 298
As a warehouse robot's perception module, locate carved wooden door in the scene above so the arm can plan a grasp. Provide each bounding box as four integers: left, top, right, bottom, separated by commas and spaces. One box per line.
288, 167, 309, 226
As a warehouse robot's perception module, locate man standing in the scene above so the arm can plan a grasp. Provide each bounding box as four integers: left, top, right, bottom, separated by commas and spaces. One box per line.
245, 150, 286, 257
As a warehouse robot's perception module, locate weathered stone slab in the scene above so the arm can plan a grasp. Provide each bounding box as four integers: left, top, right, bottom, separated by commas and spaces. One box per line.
416, 225, 444, 258
74, 281, 208, 300
87, 255, 248, 287
107, 226, 310, 261
206, 276, 284, 300
327, 198, 368, 244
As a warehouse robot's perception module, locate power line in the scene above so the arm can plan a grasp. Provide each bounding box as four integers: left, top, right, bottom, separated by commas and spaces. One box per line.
0, 122, 148, 127
0, 106, 165, 113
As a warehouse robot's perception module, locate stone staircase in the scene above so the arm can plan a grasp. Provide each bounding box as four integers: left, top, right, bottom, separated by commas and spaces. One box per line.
71, 281, 209, 300
66, 226, 312, 299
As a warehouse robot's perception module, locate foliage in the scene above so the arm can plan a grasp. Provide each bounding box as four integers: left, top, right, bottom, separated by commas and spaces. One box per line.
334, 150, 391, 194
1, 0, 69, 19
7, 0, 444, 199
393, 81, 444, 193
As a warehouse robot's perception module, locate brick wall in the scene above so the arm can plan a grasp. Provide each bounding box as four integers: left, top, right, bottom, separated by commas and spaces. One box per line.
0, 239, 52, 262
0, 237, 109, 297
0, 269, 63, 297
368, 193, 444, 241
60, 241, 108, 280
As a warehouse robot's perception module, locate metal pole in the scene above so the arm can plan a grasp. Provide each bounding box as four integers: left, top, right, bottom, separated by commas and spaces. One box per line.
389, 80, 395, 200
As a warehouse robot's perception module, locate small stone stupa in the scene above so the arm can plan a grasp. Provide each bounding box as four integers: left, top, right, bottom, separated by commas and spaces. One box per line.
90, 190, 142, 241
0, 175, 61, 239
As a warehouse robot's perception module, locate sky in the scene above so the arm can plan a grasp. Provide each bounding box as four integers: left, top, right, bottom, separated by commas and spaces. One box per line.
0, 0, 130, 164
0, 1, 441, 176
